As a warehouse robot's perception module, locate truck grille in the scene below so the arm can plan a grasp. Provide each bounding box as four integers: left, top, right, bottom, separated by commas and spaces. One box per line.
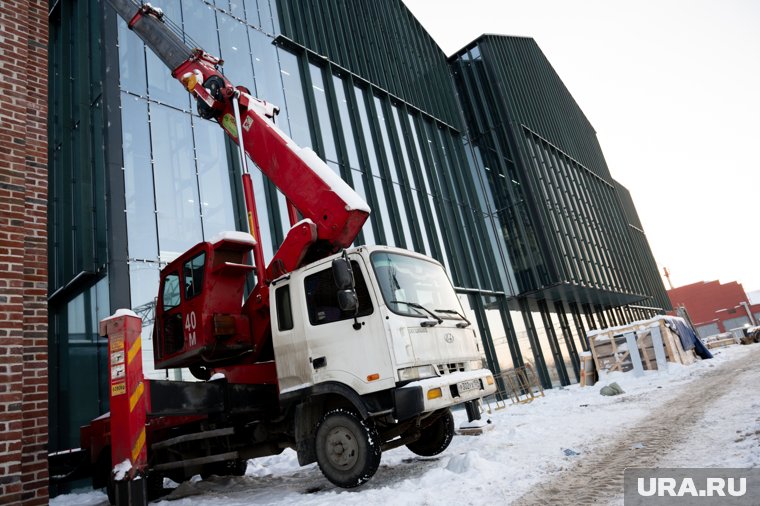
437, 362, 466, 375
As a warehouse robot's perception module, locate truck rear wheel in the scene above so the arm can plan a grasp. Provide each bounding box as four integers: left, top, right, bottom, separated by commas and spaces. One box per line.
315, 408, 381, 488
406, 408, 455, 457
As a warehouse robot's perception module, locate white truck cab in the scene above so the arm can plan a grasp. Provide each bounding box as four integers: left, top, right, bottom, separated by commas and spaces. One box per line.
271, 246, 495, 407
270, 245, 495, 488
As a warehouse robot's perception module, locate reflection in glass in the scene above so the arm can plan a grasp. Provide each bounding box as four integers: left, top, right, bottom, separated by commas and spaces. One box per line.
332, 75, 360, 169
250, 29, 285, 108
183, 0, 220, 57
121, 93, 158, 260
391, 106, 428, 253
309, 64, 338, 164
117, 18, 146, 95
243, 0, 260, 28
193, 117, 236, 239
147, 49, 190, 110
150, 104, 203, 259
129, 262, 160, 309
279, 49, 310, 147
349, 168, 375, 245
354, 86, 394, 246
144, 0, 188, 109
67, 293, 86, 341
486, 306, 514, 371
217, 14, 254, 88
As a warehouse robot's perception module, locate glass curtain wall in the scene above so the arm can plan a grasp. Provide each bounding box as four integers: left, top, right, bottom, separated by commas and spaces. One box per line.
48, 0, 110, 454
50, 0, 522, 454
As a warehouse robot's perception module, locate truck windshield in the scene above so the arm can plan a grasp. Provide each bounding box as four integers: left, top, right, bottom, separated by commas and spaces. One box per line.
371, 252, 462, 320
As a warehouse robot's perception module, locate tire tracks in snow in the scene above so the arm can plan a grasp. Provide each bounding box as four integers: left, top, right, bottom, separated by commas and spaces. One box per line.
516, 345, 760, 505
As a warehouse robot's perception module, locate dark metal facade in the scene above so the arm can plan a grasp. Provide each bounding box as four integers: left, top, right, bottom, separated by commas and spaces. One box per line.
46, 0, 670, 467
451, 35, 669, 310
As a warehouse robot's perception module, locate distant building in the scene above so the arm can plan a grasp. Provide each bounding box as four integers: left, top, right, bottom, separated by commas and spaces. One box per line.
668, 280, 760, 337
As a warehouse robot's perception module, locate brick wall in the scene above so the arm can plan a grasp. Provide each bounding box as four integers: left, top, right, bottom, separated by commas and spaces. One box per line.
0, 0, 49, 504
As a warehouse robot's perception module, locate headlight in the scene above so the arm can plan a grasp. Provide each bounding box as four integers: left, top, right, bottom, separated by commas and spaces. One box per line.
467, 359, 485, 371
398, 365, 438, 381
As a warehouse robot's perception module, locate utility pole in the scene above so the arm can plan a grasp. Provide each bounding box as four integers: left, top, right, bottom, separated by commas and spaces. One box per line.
663, 267, 674, 290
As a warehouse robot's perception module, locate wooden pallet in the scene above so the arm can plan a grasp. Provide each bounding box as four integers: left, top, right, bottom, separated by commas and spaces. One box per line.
588, 318, 695, 375
707, 337, 738, 349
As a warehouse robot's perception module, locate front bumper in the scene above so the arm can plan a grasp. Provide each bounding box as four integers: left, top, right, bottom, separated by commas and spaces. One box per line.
393, 369, 496, 420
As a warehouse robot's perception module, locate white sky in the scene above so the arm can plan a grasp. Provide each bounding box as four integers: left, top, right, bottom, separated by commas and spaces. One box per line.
403, 0, 760, 293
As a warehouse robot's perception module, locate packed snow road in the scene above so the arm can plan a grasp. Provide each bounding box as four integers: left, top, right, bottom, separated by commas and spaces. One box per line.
518, 344, 760, 505
53, 344, 760, 506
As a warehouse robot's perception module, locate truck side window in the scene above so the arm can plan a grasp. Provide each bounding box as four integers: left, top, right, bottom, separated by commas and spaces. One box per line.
163, 273, 181, 310
184, 252, 206, 300
275, 285, 294, 331
304, 261, 373, 326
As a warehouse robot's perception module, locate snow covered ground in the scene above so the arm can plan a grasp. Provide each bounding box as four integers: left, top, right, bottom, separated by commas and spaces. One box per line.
52, 343, 760, 506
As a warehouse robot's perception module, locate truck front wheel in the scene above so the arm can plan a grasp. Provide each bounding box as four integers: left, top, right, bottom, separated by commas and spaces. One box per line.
406, 408, 455, 457
315, 408, 381, 488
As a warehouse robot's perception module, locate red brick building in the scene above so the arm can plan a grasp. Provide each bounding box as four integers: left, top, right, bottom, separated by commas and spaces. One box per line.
0, 1, 49, 504
668, 280, 760, 338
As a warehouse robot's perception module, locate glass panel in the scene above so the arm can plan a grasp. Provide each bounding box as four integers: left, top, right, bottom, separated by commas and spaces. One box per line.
243, 0, 261, 28
129, 262, 161, 309
121, 93, 158, 261
486, 305, 514, 371
309, 63, 338, 164
391, 106, 428, 253
279, 49, 310, 147
533, 310, 560, 386
511, 308, 532, 368
67, 293, 86, 341
150, 104, 203, 259
353, 87, 381, 177
182, 0, 220, 58
354, 86, 393, 246
257, 0, 276, 33
269, 0, 280, 34
144, 1, 187, 110
371, 177, 394, 247
332, 75, 360, 169
146, 50, 190, 110
249, 29, 284, 107
217, 14, 254, 89
350, 168, 375, 245
193, 118, 236, 239
373, 96, 413, 249
129, 261, 161, 378
229, 0, 245, 18
117, 18, 146, 95
93, 276, 110, 323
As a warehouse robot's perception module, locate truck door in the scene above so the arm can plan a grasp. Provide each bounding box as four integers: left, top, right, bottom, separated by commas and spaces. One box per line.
301, 257, 394, 394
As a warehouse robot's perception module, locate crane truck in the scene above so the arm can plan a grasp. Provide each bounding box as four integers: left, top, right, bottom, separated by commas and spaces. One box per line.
52, 1, 496, 502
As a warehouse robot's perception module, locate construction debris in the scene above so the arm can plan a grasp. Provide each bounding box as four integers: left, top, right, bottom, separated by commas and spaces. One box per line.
587, 316, 707, 377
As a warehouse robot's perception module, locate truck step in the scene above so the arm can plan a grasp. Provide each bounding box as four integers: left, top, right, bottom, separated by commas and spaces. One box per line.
152, 451, 239, 472
151, 427, 235, 450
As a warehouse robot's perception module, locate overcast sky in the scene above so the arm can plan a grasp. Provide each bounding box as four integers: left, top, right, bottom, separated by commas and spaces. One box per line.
403, 0, 760, 293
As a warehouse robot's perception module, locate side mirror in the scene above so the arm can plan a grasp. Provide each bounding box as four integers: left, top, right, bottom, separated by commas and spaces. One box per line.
332, 257, 355, 290
337, 289, 358, 313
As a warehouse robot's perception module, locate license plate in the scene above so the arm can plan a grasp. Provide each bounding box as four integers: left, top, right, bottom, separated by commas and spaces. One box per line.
457, 378, 481, 394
